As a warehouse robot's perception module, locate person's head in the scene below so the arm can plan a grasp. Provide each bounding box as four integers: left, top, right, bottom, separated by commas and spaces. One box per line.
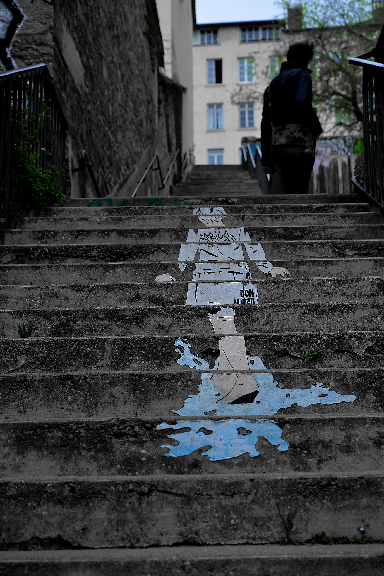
286, 41, 314, 67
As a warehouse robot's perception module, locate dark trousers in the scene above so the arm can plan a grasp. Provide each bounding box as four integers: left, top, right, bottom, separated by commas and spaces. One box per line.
273, 152, 314, 194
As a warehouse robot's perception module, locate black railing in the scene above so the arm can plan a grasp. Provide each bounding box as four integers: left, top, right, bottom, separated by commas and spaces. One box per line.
132, 148, 184, 197
0, 64, 67, 224
241, 144, 270, 195
349, 25, 384, 210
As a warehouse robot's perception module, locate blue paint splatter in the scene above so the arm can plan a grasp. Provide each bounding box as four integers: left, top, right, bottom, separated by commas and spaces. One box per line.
157, 419, 289, 461
173, 340, 356, 417
157, 340, 356, 460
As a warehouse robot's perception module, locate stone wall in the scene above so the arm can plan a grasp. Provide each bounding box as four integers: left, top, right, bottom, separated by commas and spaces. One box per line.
54, 0, 182, 198
11, 0, 54, 71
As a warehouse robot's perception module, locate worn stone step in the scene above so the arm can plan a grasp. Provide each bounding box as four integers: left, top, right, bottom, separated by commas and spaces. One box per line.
0, 473, 383, 547
2, 258, 383, 285
8, 211, 381, 232
1, 302, 382, 338
5, 223, 384, 247
1, 239, 384, 265
1, 332, 383, 374
18, 202, 374, 221
0, 545, 383, 576
176, 187, 262, 196
0, 368, 380, 420
0, 415, 383, 477
2, 277, 383, 310
180, 180, 259, 186
62, 194, 361, 208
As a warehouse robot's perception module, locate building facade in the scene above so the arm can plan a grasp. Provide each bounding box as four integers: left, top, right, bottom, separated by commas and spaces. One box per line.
156, 0, 195, 167
193, 7, 382, 166
193, 19, 284, 165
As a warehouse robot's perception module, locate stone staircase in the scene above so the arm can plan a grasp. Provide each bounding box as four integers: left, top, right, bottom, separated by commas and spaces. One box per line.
1, 164, 384, 573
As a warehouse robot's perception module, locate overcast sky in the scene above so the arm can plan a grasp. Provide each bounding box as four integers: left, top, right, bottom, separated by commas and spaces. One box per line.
195, 0, 285, 24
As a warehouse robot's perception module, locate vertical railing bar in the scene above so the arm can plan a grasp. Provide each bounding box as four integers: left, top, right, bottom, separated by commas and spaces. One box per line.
0, 65, 68, 227
367, 73, 373, 200
367, 72, 376, 201
9, 81, 18, 221
362, 67, 371, 200
374, 70, 384, 205
43, 77, 48, 170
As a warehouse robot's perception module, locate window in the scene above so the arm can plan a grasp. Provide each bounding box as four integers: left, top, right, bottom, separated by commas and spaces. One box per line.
208, 149, 224, 165
239, 103, 254, 128
198, 29, 218, 44
207, 104, 223, 130
269, 57, 281, 80
241, 26, 280, 42
238, 58, 254, 83
207, 60, 222, 84
260, 27, 281, 41
241, 27, 260, 42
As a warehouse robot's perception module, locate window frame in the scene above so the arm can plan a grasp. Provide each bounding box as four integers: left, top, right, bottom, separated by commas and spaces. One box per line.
241, 26, 280, 42
238, 58, 254, 83
208, 149, 224, 165
199, 29, 218, 45
207, 104, 224, 130
207, 59, 223, 85
239, 103, 255, 128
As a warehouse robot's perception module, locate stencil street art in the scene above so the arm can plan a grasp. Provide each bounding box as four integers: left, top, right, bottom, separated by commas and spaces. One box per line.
157, 207, 356, 461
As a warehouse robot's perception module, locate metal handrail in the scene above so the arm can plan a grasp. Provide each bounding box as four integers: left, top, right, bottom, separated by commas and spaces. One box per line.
0, 63, 68, 225
0, 63, 47, 77
349, 38, 384, 209
132, 149, 181, 197
241, 144, 270, 195
162, 149, 180, 187
72, 150, 102, 198
182, 150, 193, 173
247, 144, 257, 170
132, 154, 159, 198
348, 57, 384, 69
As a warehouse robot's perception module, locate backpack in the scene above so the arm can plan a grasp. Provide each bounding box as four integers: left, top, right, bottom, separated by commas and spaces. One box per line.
268, 86, 315, 159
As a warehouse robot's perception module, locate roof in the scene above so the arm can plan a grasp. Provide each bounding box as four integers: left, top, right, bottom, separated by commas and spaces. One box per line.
194, 19, 285, 29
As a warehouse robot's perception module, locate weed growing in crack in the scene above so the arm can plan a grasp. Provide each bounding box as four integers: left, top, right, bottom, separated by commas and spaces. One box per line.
311, 530, 368, 545
18, 322, 34, 338
308, 347, 322, 361
282, 507, 298, 541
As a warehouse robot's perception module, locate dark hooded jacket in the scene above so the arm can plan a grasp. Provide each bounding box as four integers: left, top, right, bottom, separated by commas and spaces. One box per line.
261, 61, 323, 165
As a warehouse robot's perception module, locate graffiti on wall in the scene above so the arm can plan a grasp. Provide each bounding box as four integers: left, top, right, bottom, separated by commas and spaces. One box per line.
315, 137, 353, 156
0, 0, 25, 70
157, 207, 356, 461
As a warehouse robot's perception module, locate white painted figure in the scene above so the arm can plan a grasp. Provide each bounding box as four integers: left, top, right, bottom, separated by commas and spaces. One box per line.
157, 206, 356, 461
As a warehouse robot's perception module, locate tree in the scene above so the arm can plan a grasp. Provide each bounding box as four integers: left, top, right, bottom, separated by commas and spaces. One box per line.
274, 0, 382, 133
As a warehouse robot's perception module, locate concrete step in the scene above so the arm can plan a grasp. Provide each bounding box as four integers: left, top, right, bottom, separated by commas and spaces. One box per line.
2, 277, 383, 310
16, 202, 375, 221
1, 182, 383, 567
0, 415, 383, 477
176, 187, 263, 196
1, 331, 383, 373
0, 368, 380, 420
0, 545, 383, 576
0, 473, 383, 546
5, 223, 384, 245
62, 194, 361, 208
8, 211, 381, 232
1, 239, 384, 264
1, 302, 382, 338
2, 258, 383, 285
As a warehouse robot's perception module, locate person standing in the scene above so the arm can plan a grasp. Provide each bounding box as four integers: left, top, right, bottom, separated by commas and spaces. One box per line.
261, 42, 323, 194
